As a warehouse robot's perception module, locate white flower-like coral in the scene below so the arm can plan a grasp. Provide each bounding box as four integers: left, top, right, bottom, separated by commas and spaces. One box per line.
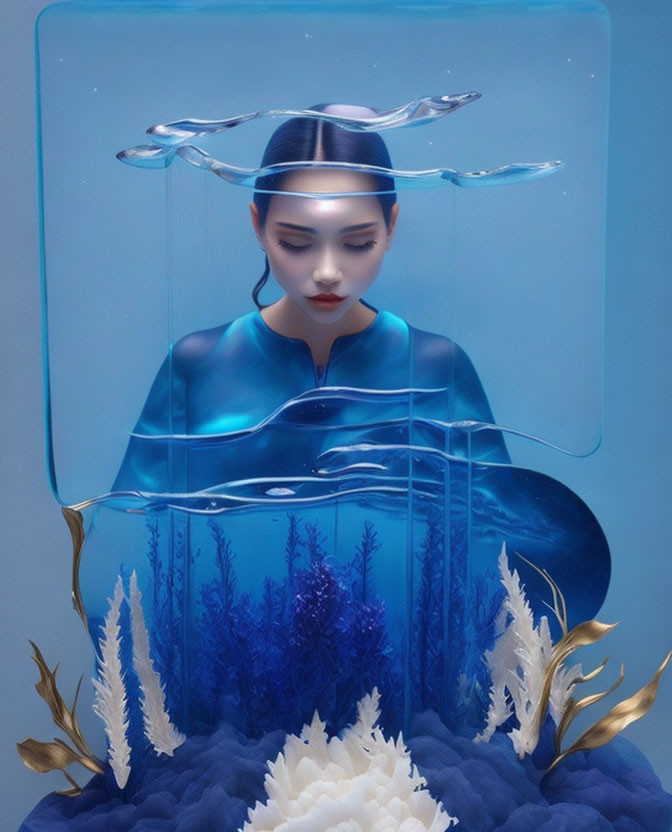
241, 688, 457, 832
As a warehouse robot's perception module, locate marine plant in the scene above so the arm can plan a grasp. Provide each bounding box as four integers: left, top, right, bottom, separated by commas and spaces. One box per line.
284, 512, 301, 588
91, 576, 132, 788
75, 570, 185, 789
476, 544, 672, 773
241, 688, 458, 832
414, 511, 446, 712
147, 508, 508, 740
129, 571, 185, 756
352, 519, 381, 602
146, 516, 198, 726
303, 519, 327, 564
190, 514, 398, 736
16, 643, 105, 797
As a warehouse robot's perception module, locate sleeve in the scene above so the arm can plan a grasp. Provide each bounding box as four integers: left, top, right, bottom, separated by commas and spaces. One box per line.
112, 351, 188, 494
450, 343, 510, 464
410, 326, 511, 465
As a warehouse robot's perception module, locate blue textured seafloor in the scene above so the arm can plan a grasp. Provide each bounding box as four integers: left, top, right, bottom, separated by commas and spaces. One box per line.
19, 714, 672, 832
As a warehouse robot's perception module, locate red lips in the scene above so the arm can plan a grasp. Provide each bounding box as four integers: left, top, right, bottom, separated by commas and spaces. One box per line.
308, 293, 345, 309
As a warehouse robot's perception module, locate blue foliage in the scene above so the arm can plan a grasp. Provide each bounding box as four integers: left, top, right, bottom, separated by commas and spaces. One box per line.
414, 511, 446, 712
139, 509, 505, 742
188, 515, 399, 737
20, 711, 672, 832
284, 512, 301, 588
145, 517, 198, 729
351, 520, 381, 602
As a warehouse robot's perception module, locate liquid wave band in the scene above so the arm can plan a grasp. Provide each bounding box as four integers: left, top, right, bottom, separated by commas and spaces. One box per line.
117, 93, 563, 189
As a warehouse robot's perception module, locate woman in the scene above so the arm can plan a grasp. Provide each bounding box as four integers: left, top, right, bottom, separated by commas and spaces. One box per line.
105, 110, 607, 736
114, 109, 509, 497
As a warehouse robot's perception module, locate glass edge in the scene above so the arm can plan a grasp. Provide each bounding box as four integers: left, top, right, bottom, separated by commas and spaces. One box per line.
599, 11, 612, 459
33, 0, 612, 18
34, 11, 62, 504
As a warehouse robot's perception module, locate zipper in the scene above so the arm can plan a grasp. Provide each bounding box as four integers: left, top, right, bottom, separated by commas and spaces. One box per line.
315, 363, 326, 387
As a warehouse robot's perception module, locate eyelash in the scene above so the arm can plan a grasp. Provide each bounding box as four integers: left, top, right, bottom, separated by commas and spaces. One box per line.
277, 240, 310, 253
345, 240, 377, 252
277, 239, 377, 254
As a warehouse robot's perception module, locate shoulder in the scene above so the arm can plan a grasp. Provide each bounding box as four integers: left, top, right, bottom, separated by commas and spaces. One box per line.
172, 312, 258, 368
398, 316, 482, 388
401, 317, 472, 367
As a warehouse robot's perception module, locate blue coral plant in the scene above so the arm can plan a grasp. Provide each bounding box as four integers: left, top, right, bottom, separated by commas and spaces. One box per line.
142, 508, 505, 741
144, 517, 198, 728
190, 514, 401, 737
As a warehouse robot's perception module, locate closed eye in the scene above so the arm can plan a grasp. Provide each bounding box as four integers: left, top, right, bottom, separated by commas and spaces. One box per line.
278, 239, 311, 253
344, 240, 377, 252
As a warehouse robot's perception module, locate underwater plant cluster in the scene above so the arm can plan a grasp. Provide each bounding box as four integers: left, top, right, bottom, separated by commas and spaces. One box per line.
141, 511, 502, 739
20, 706, 672, 831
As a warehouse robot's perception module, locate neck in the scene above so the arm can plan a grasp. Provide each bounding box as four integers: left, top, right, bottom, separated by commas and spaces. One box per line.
260, 296, 376, 365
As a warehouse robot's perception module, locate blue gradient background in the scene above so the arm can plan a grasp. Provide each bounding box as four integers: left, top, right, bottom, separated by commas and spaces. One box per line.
1, 1, 671, 829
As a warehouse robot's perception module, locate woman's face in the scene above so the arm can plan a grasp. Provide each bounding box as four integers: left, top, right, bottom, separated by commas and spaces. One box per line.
251, 170, 398, 325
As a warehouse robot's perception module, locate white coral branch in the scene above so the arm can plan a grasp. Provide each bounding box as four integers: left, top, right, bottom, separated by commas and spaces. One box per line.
129, 571, 185, 756
476, 543, 577, 758
92, 575, 131, 789
550, 661, 583, 725
242, 687, 457, 831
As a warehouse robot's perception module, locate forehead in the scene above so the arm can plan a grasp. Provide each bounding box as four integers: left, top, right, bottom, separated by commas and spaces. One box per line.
267, 170, 385, 228
280, 169, 378, 195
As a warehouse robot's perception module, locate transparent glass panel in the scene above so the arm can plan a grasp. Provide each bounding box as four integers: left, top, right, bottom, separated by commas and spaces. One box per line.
37, 0, 611, 756
78, 456, 609, 736
37, 0, 609, 506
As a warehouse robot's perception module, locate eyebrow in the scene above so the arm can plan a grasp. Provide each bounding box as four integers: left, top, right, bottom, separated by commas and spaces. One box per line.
274, 221, 380, 234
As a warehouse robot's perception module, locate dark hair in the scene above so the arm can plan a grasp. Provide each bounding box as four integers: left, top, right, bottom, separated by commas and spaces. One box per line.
251, 116, 396, 309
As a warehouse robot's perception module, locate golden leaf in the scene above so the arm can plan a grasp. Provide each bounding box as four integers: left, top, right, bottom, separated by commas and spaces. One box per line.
28, 641, 102, 766
548, 650, 672, 773
516, 552, 568, 635
52, 738, 105, 775
556, 620, 618, 658
30, 641, 69, 729
56, 786, 83, 798
534, 620, 618, 745
577, 656, 610, 684
554, 663, 625, 752
16, 738, 79, 774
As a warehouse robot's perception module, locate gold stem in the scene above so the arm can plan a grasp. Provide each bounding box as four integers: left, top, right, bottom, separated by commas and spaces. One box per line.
61, 507, 87, 628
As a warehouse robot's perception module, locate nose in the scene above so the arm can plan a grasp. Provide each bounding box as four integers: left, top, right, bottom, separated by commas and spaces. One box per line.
312, 248, 343, 286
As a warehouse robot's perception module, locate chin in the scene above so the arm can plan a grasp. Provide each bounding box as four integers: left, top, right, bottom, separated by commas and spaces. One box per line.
304, 303, 353, 325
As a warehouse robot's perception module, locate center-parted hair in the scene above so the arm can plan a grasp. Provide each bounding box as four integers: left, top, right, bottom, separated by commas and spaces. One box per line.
252, 116, 396, 308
